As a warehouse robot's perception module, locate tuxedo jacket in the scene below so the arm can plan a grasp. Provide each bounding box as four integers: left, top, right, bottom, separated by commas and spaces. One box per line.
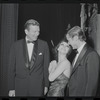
68, 44, 100, 96
8, 39, 50, 96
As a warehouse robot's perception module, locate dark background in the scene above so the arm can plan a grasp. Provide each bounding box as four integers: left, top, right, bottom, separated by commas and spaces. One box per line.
1, 3, 100, 97
0, 3, 81, 96
18, 3, 80, 61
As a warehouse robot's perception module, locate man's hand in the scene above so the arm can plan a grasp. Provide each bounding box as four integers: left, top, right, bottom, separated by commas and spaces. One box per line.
8, 90, 15, 97
44, 87, 48, 95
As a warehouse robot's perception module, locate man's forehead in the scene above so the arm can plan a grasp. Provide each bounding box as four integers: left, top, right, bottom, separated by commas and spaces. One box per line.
61, 41, 67, 44
28, 25, 39, 30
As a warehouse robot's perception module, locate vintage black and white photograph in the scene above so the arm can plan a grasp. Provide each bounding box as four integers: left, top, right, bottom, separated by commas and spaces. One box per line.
0, 1, 100, 98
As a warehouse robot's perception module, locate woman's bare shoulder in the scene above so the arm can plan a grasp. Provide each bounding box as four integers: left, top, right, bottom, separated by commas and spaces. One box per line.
61, 59, 70, 65
60, 59, 71, 69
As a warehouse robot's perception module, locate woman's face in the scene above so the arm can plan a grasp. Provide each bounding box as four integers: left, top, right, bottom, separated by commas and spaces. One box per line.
57, 41, 70, 54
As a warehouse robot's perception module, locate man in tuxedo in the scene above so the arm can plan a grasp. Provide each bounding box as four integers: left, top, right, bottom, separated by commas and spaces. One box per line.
66, 26, 100, 96
8, 19, 50, 96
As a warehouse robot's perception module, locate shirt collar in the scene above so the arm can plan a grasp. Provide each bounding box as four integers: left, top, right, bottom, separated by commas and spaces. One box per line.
25, 36, 34, 44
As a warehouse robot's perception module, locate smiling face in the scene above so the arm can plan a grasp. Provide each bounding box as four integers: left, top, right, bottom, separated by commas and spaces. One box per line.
57, 41, 70, 54
25, 25, 40, 41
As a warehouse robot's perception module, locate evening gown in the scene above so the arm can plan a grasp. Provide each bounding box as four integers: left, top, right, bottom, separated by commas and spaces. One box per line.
47, 73, 69, 96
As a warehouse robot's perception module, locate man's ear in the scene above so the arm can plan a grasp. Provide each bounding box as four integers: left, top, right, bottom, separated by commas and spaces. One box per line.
25, 29, 28, 35
73, 35, 78, 41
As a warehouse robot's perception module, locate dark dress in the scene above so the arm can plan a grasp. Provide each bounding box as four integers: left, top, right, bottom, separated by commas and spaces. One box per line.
47, 73, 69, 96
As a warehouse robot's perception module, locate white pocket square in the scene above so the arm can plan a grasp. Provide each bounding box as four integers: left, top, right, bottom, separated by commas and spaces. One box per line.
39, 53, 42, 55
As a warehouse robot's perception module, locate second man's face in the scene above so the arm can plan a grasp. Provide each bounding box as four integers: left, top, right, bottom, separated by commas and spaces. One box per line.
66, 34, 76, 49
25, 25, 40, 41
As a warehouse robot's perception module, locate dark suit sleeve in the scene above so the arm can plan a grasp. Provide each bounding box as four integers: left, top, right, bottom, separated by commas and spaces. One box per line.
8, 43, 16, 90
43, 42, 50, 87
85, 51, 100, 96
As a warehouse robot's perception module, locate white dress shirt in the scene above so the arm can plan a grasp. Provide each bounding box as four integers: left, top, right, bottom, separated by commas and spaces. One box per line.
73, 42, 86, 67
26, 37, 34, 61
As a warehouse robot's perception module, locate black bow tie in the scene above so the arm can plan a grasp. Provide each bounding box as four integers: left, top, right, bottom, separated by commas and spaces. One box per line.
27, 40, 35, 44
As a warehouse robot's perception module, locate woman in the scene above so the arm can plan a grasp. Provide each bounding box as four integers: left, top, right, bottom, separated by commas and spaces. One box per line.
47, 39, 72, 96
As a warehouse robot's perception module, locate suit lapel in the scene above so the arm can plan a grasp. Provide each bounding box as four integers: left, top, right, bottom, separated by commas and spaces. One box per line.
71, 44, 88, 76
23, 39, 29, 69
29, 39, 38, 70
